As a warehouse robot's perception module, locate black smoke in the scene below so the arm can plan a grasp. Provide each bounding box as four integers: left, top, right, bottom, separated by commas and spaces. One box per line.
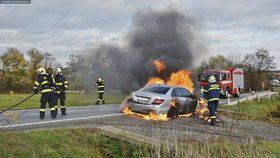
82, 8, 206, 92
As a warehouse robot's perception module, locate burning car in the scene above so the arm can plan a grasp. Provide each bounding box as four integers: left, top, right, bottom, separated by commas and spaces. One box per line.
126, 84, 198, 118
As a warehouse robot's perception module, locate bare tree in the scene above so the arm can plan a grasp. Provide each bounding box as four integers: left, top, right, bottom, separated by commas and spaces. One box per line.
196, 54, 235, 75
43, 52, 56, 69
242, 48, 276, 91
27, 48, 44, 79
208, 55, 234, 69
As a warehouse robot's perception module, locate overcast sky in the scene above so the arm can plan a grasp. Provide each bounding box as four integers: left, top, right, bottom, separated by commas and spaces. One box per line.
0, 0, 279, 68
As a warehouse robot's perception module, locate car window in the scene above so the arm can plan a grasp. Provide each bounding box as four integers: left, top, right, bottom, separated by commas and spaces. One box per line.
141, 86, 171, 94
172, 88, 191, 97
180, 88, 192, 97
221, 73, 230, 80
171, 88, 180, 97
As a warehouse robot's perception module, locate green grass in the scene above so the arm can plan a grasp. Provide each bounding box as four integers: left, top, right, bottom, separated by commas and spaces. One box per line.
0, 129, 151, 158
0, 129, 279, 158
221, 95, 280, 125
0, 92, 128, 111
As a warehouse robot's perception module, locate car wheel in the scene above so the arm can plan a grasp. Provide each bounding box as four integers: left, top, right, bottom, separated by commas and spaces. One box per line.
167, 106, 178, 119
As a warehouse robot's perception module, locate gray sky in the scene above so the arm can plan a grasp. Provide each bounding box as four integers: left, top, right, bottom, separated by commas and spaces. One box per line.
0, 0, 279, 68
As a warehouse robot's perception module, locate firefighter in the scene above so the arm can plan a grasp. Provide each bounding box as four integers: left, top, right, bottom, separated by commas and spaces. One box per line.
54, 68, 68, 115
203, 75, 220, 126
33, 67, 57, 119
95, 78, 105, 105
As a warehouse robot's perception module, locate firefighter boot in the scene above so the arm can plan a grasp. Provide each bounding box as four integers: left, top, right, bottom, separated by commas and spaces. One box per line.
61, 107, 67, 115
51, 108, 57, 119
54, 106, 58, 115
40, 111, 45, 119
102, 99, 105, 104
210, 118, 216, 126
95, 100, 100, 105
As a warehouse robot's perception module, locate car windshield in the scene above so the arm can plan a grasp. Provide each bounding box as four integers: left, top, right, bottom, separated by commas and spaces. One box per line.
141, 86, 171, 95
200, 74, 220, 82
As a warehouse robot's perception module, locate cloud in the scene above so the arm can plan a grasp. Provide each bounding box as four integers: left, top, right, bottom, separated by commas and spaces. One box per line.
0, 0, 279, 68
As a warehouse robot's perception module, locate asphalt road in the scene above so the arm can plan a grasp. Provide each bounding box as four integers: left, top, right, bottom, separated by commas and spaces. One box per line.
0, 92, 267, 129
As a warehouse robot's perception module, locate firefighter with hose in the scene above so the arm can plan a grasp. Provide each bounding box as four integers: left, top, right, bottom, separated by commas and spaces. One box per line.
54, 68, 68, 115
33, 67, 57, 119
95, 78, 105, 105
202, 75, 220, 126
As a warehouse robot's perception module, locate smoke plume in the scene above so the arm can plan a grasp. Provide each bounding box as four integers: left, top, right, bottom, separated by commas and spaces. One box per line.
81, 8, 206, 92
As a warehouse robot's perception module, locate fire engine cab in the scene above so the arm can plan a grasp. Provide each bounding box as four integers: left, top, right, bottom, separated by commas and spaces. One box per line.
199, 68, 244, 97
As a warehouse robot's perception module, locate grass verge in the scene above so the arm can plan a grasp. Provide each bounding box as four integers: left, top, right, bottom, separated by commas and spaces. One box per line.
0, 128, 279, 158
221, 95, 280, 125
0, 92, 128, 111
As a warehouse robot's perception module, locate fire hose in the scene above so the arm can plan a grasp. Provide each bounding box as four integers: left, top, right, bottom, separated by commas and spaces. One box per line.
0, 93, 35, 114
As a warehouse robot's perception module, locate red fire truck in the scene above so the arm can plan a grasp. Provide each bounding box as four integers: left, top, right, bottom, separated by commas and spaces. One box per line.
199, 68, 244, 97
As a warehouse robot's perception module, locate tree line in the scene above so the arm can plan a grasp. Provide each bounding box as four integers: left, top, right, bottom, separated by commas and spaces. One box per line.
0, 48, 58, 93
0, 47, 276, 93
196, 48, 276, 91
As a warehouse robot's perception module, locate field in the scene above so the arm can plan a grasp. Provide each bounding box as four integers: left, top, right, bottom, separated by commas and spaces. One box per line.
0, 128, 279, 158
221, 94, 280, 125
0, 92, 128, 111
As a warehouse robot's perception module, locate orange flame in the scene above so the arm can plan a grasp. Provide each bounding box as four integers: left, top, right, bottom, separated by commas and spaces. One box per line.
147, 69, 194, 92
153, 59, 166, 73
195, 98, 209, 120
166, 70, 194, 92
146, 77, 165, 85
122, 106, 169, 121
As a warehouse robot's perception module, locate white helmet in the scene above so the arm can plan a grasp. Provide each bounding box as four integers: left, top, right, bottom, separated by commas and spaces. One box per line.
98, 78, 102, 81
56, 68, 62, 74
208, 75, 216, 83
37, 67, 46, 74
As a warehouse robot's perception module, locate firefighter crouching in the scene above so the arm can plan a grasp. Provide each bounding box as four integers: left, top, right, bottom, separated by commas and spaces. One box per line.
203, 75, 220, 126
54, 68, 68, 115
95, 78, 105, 105
33, 67, 57, 119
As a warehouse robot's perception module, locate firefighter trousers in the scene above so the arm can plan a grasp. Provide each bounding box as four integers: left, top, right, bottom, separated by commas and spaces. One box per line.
55, 92, 66, 115
96, 92, 105, 104
40, 92, 56, 119
207, 100, 219, 125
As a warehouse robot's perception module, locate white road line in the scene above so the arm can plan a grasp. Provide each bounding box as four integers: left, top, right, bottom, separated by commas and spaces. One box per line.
0, 113, 124, 129
23, 109, 94, 116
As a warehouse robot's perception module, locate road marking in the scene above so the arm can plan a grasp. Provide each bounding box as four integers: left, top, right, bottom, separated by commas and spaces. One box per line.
0, 113, 124, 129
23, 109, 94, 116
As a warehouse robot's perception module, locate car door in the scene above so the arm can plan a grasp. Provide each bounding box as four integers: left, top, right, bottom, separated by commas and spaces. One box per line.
171, 88, 188, 114
180, 88, 197, 113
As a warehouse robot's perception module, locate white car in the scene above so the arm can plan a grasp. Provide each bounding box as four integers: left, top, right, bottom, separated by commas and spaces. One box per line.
127, 84, 198, 118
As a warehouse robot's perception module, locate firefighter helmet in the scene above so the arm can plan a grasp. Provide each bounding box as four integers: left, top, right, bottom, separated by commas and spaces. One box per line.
37, 67, 46, 74
208, 75, 216, 83
98, 78, 102, 82
56, 68, 62, 74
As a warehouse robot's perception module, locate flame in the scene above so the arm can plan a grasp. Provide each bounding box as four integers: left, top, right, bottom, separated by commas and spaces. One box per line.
194, 98, 209, 120
153, 59, 166, 73
122, 106, 169, 121
147, 69, 194, 92
146, 77, 165, 85
166, 70, 194, 92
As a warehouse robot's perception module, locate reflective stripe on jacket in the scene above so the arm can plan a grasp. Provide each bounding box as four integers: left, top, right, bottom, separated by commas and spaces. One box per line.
203, 82, 220, 102
33, 73, 55, 93
95, 80, 105, 93
54, 74, 68, 92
